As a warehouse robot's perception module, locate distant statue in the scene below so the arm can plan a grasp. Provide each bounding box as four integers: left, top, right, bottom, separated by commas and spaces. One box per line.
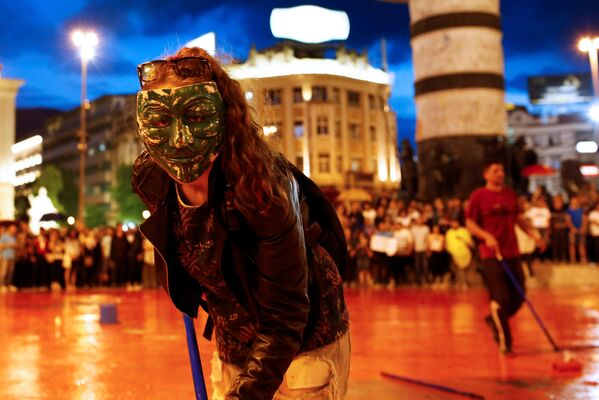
27, 187, 59, 234
509, 137, 538, 194
426, 143, 461, 199
399, 139, 418, 200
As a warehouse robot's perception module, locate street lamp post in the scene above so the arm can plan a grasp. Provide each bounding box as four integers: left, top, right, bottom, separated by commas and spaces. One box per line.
579, 37, 599, 99
301, 84, 312, 177
71, 30, 98, 228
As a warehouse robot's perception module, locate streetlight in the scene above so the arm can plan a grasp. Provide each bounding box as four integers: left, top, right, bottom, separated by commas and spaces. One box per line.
301, 84, 312, 177
578, 36, 599, 98
71, 29, 98, 228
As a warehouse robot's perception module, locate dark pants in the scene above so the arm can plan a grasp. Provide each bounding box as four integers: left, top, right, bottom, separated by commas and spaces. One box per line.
591, 236, 599, 263
371, 252, 389, 284
481, 257, 524, 352
551, 228, 569, 262
413, 251, 429, 284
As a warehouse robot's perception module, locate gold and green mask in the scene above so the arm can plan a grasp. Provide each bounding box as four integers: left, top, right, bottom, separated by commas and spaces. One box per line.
136, 82, 226, 183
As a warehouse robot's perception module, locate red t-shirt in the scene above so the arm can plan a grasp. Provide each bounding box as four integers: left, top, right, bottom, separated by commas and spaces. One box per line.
467, 187, 520, 260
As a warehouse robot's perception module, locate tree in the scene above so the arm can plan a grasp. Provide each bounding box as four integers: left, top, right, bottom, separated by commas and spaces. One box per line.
32, 165, 64, 211
111, 164, 145, 224
59, 172, 79, 218
14, 195, 30, 222
85, 204, 107, 228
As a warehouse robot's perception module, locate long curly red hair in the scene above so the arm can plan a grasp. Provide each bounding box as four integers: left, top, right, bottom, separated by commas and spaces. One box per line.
143, 47, 289, 218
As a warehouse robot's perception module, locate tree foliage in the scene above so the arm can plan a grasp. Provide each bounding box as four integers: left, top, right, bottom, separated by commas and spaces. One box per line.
111, 164, 145, 224
85, 204, 108, 228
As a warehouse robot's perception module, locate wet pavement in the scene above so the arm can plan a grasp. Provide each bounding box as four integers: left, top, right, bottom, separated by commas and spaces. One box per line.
1, 286, 598, 399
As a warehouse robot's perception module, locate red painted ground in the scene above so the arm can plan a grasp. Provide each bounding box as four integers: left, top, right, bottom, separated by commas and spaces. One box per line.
0, 286, 598, 399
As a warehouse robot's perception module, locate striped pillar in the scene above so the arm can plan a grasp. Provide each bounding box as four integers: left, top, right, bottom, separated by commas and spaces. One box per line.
409, 0, 507, 200
0, 78, 24, 219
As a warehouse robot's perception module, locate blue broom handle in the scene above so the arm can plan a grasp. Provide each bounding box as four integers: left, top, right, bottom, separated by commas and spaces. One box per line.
497, 256, 560, 352
183, 314, 209, 400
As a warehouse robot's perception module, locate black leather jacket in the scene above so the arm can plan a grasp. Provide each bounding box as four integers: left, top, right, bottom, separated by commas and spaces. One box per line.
131, 150, 347, 399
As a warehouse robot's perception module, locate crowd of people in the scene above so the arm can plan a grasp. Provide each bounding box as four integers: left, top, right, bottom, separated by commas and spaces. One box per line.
337, 187, 599, 289
0, 187, 597, 293
0, 222, 158, 292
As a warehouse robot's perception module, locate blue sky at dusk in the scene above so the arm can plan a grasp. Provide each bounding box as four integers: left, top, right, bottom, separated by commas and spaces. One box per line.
1, 0, 597, 142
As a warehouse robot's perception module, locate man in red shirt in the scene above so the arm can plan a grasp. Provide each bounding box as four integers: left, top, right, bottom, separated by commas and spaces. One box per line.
466, 161, 543, 354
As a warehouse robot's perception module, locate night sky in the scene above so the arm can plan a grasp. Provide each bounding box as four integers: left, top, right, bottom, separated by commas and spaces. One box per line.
2, 0, 598, 141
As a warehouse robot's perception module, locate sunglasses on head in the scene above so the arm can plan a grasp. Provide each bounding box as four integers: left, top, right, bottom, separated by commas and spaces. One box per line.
137, 57, 211, 88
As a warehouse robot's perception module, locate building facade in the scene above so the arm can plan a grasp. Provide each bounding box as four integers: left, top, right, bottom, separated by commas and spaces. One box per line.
508, 106, 597, 194
42, 94, 141, 222
227, 43, 400, 193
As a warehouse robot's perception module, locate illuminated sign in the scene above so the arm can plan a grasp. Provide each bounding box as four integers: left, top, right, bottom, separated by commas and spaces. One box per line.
576, 141, 598, 154
528, 73, 593, 105
580, 164, 599, 176
270, 5, 350, 43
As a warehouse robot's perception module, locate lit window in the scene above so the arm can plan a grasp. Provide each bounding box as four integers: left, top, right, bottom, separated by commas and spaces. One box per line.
351, 157, 362, 172
294, 121, 304, 138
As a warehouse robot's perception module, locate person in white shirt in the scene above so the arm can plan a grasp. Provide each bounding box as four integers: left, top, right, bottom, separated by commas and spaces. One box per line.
391, 222, 413, 287
526, 198, 551, 261
588, 202, 599, 263
362, 202, 377, 229
410, 216, 430, 285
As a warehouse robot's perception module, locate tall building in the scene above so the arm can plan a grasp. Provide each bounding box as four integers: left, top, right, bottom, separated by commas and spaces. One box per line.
42, 94, 141, 222
227, 42, 400, 193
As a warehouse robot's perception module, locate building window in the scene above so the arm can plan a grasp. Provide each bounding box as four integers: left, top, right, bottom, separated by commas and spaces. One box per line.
294, 121, 304, 138
265, 89, 282, 105
368, 94, 377, 110
370, 126, 376, 141
347, 91, 360, 107
332, 88, 340, 104
293, 87, 303, 103
318, 154, 330, 173
337, 155, 343, 173
349, 123, 360, 140
351, 157, 362, 172
296, 156, 304, 169
312, 86, 328, 102
532, 136, 545, 147
335, 121, 341, 138
317, 116, 329, 135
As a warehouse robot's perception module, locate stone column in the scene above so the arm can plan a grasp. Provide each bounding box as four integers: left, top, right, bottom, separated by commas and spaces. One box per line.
409, 0, 506, 200
0, 78, 24, 220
